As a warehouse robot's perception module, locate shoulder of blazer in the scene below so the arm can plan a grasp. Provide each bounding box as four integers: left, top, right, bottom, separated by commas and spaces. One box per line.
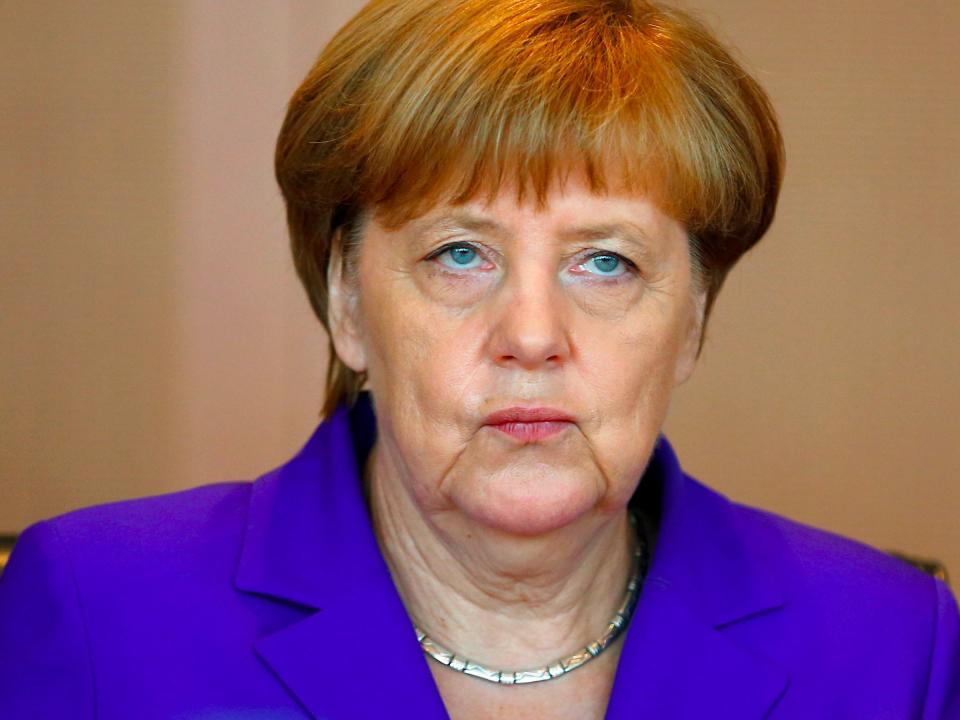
27, 480, 253, 587
731, 498, 938, 606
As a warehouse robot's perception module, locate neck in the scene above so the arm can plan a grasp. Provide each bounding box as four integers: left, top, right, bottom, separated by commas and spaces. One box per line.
364, 442, 640, 671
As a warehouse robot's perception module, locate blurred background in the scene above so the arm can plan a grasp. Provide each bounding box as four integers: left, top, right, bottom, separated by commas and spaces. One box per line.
1, 1, 957, 576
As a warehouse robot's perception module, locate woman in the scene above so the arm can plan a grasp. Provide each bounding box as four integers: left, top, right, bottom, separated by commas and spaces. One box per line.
1, 0, 958, 717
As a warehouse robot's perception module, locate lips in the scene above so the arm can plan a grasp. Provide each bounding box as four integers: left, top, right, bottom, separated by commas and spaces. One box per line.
484, 407, 575, 424
484, 406, 575, 442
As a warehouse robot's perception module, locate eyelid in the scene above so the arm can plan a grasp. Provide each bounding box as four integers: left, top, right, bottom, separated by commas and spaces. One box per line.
425, 240, 485, 259
427, 240, 492, 263
582, 249, 638, 268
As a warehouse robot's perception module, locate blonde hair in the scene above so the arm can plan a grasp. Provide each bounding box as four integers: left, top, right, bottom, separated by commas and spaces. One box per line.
275, 0, 785, 420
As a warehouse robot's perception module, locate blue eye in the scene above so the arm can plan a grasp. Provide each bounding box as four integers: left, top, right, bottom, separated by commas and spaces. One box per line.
434, 244, 484, 270
585, 253, 627, 277
449, 247, 477, 265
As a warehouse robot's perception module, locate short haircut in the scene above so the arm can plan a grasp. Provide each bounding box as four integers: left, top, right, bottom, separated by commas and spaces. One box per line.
275, 0, 785, 419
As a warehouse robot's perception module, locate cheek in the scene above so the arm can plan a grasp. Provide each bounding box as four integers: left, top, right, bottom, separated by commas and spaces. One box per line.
580, 302, 685, 393
575, 309, 686, 467
361, 279, 483, 457
365, 291, 465, 389
359, 253, 484, 393
361, 290, 485, 511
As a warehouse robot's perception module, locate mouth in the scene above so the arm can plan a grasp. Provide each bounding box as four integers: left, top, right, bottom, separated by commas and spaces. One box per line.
483, 406, 576, 443
488, 421, 572, 442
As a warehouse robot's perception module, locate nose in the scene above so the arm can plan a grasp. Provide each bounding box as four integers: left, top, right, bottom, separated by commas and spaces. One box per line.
488, 267, 571, 371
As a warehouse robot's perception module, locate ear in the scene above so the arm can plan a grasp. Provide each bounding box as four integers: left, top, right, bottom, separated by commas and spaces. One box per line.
326, 229, 368, 374
673, 288, 706, 387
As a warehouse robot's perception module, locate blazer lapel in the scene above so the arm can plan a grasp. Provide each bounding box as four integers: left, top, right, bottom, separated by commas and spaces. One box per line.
605, 583, 789, 718
251, 571, 449, 720
234, 398, 448, 719
607, 437, 791, 718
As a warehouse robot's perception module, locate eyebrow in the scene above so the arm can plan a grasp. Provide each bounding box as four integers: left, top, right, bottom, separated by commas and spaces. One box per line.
558, 222, 661, 262
406, 211, 505, 238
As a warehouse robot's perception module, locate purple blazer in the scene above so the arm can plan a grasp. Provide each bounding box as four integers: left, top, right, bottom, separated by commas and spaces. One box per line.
2, 391, 958, 718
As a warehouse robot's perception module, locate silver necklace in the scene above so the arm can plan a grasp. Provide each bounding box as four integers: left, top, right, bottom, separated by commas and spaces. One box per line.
413, 512, 648, 685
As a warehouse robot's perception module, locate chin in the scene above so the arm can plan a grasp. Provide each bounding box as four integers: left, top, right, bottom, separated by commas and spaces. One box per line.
448, 468, 603, 537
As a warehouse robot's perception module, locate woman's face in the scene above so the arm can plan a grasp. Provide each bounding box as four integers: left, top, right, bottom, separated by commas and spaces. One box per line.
329, 172, 705, 536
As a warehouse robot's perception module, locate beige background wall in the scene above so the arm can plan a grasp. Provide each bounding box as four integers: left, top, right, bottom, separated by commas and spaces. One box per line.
1, 2, 957, 576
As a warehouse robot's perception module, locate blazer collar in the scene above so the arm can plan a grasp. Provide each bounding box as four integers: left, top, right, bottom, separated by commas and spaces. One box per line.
235, 392, 791, 718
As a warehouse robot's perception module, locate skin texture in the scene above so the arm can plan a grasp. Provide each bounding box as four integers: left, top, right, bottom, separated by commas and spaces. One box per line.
327, 171, 705, 717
